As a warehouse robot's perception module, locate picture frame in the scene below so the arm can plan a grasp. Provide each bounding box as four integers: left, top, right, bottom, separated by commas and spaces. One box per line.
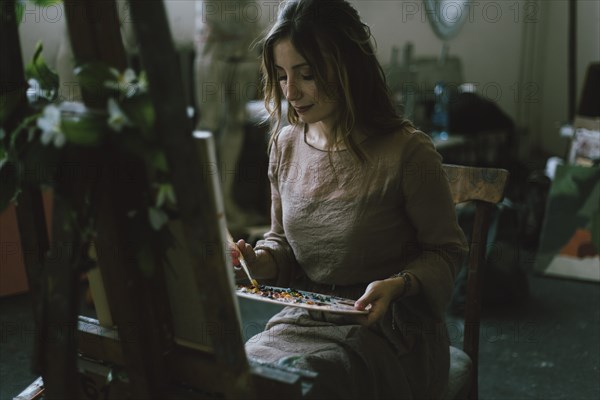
535, 164, 600, 282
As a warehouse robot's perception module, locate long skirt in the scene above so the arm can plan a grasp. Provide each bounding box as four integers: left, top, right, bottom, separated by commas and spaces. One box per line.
245, 306, 416, 399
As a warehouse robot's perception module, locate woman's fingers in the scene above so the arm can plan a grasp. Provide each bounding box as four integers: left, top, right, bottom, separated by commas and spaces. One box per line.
355, 286, 377, 326
236, 239, 257, 262
355, 282, 377, 310
354, 280, 395, 326
355, 300, 387, 326
229, 243, 241, 266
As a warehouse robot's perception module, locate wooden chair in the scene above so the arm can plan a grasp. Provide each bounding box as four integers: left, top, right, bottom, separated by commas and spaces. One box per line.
442, 164, 509, 400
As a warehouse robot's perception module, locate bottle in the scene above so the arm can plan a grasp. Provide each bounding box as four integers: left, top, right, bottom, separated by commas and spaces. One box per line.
432, 81, 449, 140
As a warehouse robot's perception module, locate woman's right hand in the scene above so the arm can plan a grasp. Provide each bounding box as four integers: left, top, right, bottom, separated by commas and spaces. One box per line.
229, 239, 278, 281
229, 239, 257, 278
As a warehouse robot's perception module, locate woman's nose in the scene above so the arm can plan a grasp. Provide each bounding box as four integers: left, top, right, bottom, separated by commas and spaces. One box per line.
285, 81, 301, 101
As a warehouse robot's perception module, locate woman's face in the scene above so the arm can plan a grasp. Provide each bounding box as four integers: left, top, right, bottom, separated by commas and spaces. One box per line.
273, 38, 339, 128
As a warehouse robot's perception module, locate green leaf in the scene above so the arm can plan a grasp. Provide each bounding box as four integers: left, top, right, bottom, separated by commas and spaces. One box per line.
0, 145, 7, 170
15, 0, 26, 23
30, 0, 63, 6
0, 161, 18, 212
155, 183, 176, 208
156, 188, 166, 208
31, 40, 43, 60
120, 95, 155, 138
164, 184, 176, 205
152, 151, 168, 172
148, 207, 169, 231
74, 63, 118, 100
61, 114, 105, 146
9, 113, 40, 149
25, 42, 59, 98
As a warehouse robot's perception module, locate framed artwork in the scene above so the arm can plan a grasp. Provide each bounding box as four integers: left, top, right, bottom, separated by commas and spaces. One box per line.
568, 127, 600, 166
535, 164, 600, 282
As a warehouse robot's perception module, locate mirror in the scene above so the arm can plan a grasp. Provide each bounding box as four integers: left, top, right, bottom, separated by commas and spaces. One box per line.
424, 0, 469, 39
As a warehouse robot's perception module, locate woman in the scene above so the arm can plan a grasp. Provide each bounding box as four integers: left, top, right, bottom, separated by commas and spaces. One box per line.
231, 0, 468, 398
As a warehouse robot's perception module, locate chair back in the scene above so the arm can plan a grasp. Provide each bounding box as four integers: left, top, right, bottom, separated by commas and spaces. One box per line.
443, 164, 509, 400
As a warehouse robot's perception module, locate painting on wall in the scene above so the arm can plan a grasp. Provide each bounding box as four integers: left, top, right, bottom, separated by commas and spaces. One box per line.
535, 164, 600, 282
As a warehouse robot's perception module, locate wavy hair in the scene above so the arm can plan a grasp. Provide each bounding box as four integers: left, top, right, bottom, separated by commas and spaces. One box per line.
260, 0, 412, 162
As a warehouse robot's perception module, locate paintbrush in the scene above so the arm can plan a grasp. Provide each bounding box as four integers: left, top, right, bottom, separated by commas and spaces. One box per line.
227, 232, 259, 288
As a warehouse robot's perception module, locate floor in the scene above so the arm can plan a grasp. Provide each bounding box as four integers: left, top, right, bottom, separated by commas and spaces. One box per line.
452, 272, 599, 399
2, 267, 598, 400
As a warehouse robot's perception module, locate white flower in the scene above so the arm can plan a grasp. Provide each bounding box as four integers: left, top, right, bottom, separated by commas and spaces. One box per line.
26, 79, 41, 102
107, 98, 132, 132
105, 68, 146, 97
120, 69, 138, 97
122, 68, 136, 84
37, 105, 66, 148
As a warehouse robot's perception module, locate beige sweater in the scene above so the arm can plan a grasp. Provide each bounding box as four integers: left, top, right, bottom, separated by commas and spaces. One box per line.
249, 124, 468, 398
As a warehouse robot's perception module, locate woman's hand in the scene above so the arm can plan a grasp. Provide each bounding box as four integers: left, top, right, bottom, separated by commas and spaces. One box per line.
229, 239, 257, 279
228, 239, 278, 281
354, 279, 404, 327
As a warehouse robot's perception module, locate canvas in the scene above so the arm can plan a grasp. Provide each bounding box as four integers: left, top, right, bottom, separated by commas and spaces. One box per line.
535, 164, 600, 282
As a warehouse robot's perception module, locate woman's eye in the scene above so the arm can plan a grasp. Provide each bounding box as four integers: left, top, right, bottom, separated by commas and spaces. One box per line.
278, 75, 287, 82
302, 75, 314, 81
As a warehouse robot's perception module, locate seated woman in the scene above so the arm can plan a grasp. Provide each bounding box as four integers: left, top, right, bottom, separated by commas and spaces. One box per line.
231, 0, 468, 398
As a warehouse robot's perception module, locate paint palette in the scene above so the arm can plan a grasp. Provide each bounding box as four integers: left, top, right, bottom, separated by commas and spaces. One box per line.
236, 284, 369, 315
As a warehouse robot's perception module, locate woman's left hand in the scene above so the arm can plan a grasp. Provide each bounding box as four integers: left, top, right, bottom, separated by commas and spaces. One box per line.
354, 279, 399, 327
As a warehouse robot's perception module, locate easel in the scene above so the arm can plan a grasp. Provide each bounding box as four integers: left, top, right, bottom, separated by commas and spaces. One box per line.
9, 1, 308, 398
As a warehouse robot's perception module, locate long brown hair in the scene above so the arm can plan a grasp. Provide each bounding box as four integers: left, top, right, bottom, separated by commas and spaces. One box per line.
261, 0, 412, 162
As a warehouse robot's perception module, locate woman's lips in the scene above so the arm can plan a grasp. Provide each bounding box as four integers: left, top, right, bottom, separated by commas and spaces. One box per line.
294, 105, 313, 114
